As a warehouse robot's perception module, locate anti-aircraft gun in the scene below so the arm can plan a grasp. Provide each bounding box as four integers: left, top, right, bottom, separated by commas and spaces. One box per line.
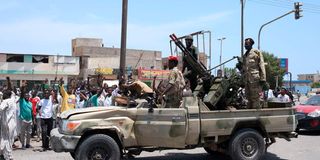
169, 33, 244, 110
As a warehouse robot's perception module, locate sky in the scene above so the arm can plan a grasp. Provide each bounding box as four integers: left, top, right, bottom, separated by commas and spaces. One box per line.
0, 0, 319, 80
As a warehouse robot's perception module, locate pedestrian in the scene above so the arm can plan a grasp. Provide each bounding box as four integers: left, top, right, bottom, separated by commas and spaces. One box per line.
297, 90, 301, 102
19, 81, 33, 149
104, 87, 114, 107
0, 90, 16, 160
0, 77, 16, 160
0, 87, 3, 103
29, 90, 40, 140
59, 78, 76, 113
241, 38, 267, 109
38, 90, 54, 151
76, 90, 88, 109
266, 84, 274, 101
88, 87, 105, 107
51, 89, 60, 128
277, 88, 291, 102
161, 56, 186, 108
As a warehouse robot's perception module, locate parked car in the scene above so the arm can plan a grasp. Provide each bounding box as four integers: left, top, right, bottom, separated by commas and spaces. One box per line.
295, 95, 320, 131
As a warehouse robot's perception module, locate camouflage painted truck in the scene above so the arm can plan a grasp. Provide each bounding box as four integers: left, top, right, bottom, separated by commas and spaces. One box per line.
50, 34, 297, 160
50, 96, 297, 160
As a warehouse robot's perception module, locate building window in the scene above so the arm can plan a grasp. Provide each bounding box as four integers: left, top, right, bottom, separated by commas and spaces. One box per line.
32, 55, 48, 63
6, 54, 24, 62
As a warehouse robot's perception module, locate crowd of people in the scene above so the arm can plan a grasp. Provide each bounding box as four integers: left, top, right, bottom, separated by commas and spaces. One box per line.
265, 87, 296, 103
0, 76, 126, 160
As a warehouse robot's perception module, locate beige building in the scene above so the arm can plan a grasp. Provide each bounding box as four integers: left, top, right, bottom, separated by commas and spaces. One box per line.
298, 72, 320, 83
0, 53, 79, 87
72, 38, 162, 79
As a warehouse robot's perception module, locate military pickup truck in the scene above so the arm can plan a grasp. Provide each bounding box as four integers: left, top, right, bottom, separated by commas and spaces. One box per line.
51, 96, 297, 160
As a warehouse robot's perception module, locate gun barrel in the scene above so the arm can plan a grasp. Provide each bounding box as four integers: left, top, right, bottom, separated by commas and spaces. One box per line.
208, 56, 239, 71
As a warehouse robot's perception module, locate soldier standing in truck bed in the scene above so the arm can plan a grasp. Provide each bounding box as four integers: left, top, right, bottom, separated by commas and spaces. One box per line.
242, 38, 266, 109
182, 35, 199, 92
161, 56, 185, 108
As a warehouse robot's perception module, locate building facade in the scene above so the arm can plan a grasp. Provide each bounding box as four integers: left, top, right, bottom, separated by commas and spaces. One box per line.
0, 53, 79, 88
298, 73, 320, 83
72, 38, 162, 80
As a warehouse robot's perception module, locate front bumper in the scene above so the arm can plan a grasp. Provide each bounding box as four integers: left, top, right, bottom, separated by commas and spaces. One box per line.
297, 116, 320, 131
50, 128, 81, 152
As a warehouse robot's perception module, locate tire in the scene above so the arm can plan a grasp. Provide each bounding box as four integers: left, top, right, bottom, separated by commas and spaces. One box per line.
229, 129, 265, 160
75, 134, 121, 160
70, 152, 75, 159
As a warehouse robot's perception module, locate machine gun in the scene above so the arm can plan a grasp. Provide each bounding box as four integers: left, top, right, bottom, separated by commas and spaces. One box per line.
170, 33, 244, 110
169, 34, 211, 79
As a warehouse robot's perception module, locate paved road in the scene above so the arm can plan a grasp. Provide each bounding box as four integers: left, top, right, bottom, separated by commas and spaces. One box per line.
12, 130, 320, 160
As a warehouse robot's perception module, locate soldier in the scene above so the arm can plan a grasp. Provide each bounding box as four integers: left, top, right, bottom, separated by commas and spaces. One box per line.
242, 38, 266, 109
182, 35, 199, 92
161, 56, 186, 108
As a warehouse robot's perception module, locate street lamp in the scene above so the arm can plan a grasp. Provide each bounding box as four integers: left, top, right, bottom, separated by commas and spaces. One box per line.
217, 37, 226, 71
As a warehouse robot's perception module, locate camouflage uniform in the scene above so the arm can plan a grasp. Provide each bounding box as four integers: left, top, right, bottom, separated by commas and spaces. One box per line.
183, 45, 199, 92
243, 48, 266, 109
164, 67, 186, 108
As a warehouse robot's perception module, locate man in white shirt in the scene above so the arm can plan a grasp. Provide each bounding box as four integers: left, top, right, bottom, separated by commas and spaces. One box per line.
104, 87, 114, 107
37, 90, 53, 151
0, 89, 16, 160
277, 88, 291, 102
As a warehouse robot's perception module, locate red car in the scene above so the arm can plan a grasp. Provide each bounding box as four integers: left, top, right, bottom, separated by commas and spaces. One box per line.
295, 95, 320, 131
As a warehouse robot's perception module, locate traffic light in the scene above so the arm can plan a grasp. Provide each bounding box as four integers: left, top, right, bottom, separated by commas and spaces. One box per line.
294, 2, 303, 20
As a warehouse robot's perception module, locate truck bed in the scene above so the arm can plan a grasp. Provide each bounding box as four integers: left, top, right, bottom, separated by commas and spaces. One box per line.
200, 107, 296, 137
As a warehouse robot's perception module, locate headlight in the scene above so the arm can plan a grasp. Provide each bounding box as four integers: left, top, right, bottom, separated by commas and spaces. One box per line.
307, 110, 320, 118
60, 120, 81, 133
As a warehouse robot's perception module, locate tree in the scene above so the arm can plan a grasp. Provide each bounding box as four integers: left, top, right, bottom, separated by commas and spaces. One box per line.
224, 67, 237, 77
311, 82, 320, 88
261, 51, 286, 89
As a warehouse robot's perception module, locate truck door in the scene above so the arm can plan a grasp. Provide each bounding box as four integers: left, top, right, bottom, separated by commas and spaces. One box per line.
134, 108, 186, 148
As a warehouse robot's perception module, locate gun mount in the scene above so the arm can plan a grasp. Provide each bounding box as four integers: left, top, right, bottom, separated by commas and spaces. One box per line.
169, 33, 244, 110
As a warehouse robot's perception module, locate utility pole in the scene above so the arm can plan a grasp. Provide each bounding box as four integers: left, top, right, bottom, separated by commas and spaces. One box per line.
258, 2, 303, 50
217, 37, 226, 71
120, 0, 128, 79
240, 0, 244, 56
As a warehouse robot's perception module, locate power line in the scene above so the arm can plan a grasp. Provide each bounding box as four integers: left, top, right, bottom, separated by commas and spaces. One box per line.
248, 0, 320, 14
262, 0, 320, 12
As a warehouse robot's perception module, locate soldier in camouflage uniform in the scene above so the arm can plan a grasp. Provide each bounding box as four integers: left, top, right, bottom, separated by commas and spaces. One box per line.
161, 56, 186, 108
242, 38, 266, 109
182, 35, 199, 92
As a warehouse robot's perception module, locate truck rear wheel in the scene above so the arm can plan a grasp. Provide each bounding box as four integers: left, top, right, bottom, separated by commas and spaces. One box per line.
229, 129, 265, 160
75, 134, 121, 160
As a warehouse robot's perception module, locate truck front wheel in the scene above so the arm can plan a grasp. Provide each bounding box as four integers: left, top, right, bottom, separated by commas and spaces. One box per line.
229, 129, 265, 160
75, 134, 121, 160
